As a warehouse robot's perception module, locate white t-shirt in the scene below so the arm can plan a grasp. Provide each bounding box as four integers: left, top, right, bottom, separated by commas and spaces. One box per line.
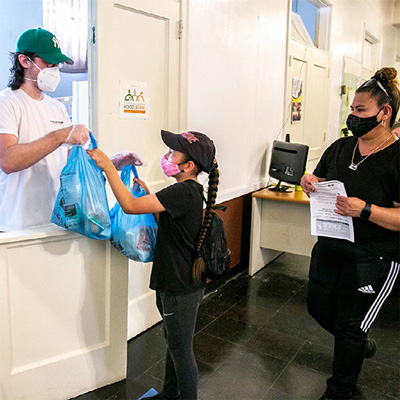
0, 88, 71, 231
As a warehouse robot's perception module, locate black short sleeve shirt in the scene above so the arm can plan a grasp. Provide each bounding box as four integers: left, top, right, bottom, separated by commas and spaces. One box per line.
150, 180, 206, 294
314, 136, 400, 261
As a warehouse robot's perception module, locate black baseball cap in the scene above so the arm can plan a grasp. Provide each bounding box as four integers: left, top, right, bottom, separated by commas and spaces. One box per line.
161, 130, 217, 173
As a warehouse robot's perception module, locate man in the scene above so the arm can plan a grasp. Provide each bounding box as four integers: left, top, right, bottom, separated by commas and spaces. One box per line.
0, 27, 89, 231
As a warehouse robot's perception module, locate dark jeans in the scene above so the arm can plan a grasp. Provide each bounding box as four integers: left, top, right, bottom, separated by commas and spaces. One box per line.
156, 288, 205, 400
307, 237, 399, 399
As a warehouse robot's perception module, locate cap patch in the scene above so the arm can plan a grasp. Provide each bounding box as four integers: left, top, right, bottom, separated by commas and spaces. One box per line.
182, 132, 199, 144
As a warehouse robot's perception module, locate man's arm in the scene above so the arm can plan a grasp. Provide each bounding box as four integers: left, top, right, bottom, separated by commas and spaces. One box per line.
0, 125, 88, 174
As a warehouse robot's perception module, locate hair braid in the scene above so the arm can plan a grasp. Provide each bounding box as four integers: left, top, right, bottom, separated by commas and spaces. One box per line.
192, 167, 220, 282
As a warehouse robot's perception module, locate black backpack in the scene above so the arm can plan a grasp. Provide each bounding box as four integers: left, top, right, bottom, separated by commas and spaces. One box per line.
180, 205, 231, 280
199, 207, 231, 279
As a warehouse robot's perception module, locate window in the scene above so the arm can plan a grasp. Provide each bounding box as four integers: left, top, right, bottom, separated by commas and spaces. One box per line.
362, 30, 380, 73
291, 0, 331, 51
43, 0, 88, 73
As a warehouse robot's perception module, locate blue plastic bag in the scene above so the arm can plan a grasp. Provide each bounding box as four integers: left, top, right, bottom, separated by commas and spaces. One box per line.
51, 133, 111, 239
110, 165, 158, 262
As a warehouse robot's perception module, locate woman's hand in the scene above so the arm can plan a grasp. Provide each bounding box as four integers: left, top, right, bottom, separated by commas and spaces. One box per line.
87, 148, 114, 173
300, 173, 319, 195
335, 195, 365, 218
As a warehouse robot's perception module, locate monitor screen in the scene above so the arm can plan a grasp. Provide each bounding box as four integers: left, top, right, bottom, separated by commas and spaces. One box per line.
268, 140, 309, 192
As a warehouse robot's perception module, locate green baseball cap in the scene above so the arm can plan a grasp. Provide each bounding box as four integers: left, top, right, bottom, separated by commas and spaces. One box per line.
16, 27, 73, 65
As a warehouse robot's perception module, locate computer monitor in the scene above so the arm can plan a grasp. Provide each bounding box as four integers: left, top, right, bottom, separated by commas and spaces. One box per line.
268, 140, 309, 192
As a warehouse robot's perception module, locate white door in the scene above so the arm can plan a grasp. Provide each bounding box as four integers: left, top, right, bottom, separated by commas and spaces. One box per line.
93, 0, 182, 338
285, 38, 330, 168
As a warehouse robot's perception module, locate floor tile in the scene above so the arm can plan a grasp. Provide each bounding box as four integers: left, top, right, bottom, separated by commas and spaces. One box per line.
256, 273, 305, 299
260, 253, 310, 282
215, 273, 265, 298
367, 325, 400, 368
125, 373, 163, 400
126, 324, 165, 381
262, 388, 299, 400
245, 326, 305, 363
358, 359, 400, 399
272, 363, 329, 399
193, 331, 238, 367
84, 380, 126, 400
195, 311, 217, 333
198, 347, 286, 400
69, 252, 399, 400
352, 384, 398, 400
241, 287, 290, 311
221, 297, 278, 327
197, 290, 241, 318
263, 302, 318, 340
202, 314, 261, 345
306, 325, 335, 348
292, 340, 333, 375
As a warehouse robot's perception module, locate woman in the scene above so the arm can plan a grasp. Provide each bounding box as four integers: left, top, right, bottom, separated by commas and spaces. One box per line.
301, 67, 400, 400
89, 130, 219, 400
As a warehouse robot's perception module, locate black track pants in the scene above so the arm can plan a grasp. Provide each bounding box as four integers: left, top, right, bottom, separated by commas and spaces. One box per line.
307, 237, 399, 399
156, 288, 205, 400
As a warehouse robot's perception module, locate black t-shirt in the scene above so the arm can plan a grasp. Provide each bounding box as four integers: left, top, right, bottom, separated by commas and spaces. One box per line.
150, 180, 206, 294
314, 136, 400, 261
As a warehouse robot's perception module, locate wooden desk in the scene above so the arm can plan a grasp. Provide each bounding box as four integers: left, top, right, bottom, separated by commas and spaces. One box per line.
249, 188, 316, 275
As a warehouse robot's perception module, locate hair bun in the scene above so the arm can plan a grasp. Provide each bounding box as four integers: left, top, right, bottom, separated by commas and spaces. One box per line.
372, 72, 388, 83
372, 67, 398, 85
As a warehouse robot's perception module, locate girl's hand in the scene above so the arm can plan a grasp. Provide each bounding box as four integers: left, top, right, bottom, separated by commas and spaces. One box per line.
87, 148, 114, 173
300, 173, 319, 195
335, 195, 365, 218
133, 177, 151, 195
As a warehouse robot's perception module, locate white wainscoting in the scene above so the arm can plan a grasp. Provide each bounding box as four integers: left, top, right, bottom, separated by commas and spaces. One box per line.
0, 226, 129, 400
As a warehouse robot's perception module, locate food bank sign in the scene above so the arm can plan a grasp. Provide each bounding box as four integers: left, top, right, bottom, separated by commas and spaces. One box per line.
120, 80, 150, 119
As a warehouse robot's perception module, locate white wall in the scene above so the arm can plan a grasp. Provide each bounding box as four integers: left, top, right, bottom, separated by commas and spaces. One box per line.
186, 0, 290, 202
186, 0, 400, 203
326, 0, 399, 145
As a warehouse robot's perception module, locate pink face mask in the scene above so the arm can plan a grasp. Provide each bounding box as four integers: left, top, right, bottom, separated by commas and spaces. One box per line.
160, 155, 182, 177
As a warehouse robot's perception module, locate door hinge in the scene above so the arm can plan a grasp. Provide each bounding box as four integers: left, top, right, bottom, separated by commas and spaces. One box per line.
92, 26, 96, 44
178, 20, 183, 40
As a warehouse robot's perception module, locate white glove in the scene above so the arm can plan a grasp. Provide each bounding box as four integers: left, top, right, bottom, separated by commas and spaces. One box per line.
65, 124, 90, 145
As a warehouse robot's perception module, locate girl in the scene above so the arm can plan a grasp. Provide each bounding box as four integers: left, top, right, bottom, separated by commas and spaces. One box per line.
301, 67, 400, 400
88, 130, 219, 400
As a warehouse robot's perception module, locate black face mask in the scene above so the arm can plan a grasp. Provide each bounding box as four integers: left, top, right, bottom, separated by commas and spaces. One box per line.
346, 107, 384, 138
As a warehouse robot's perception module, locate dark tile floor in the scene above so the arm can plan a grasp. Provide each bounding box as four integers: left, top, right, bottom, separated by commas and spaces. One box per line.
70, 252, 400, 400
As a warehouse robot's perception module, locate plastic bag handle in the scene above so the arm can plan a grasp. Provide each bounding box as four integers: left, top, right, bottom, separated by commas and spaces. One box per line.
89, 132, 98, 149
120, 164, 139, 188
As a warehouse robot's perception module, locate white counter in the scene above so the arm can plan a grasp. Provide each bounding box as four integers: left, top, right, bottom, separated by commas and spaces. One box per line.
0, 225, 129, 400
249, 189, 316, 275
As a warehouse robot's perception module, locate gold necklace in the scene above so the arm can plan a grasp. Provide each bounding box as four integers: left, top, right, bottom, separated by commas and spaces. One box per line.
349, 133, 394, 171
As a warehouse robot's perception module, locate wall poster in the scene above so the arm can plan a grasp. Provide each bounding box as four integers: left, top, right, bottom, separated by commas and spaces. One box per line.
291, 78, 303, 124
120, 80, 150, 119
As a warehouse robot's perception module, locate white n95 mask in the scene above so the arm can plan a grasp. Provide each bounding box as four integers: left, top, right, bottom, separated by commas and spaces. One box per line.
36, 66, 60, 92
26, 58, 61, 92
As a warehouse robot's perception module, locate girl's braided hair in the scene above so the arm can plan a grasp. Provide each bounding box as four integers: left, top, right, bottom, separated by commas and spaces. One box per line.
192, 166, 220, 282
